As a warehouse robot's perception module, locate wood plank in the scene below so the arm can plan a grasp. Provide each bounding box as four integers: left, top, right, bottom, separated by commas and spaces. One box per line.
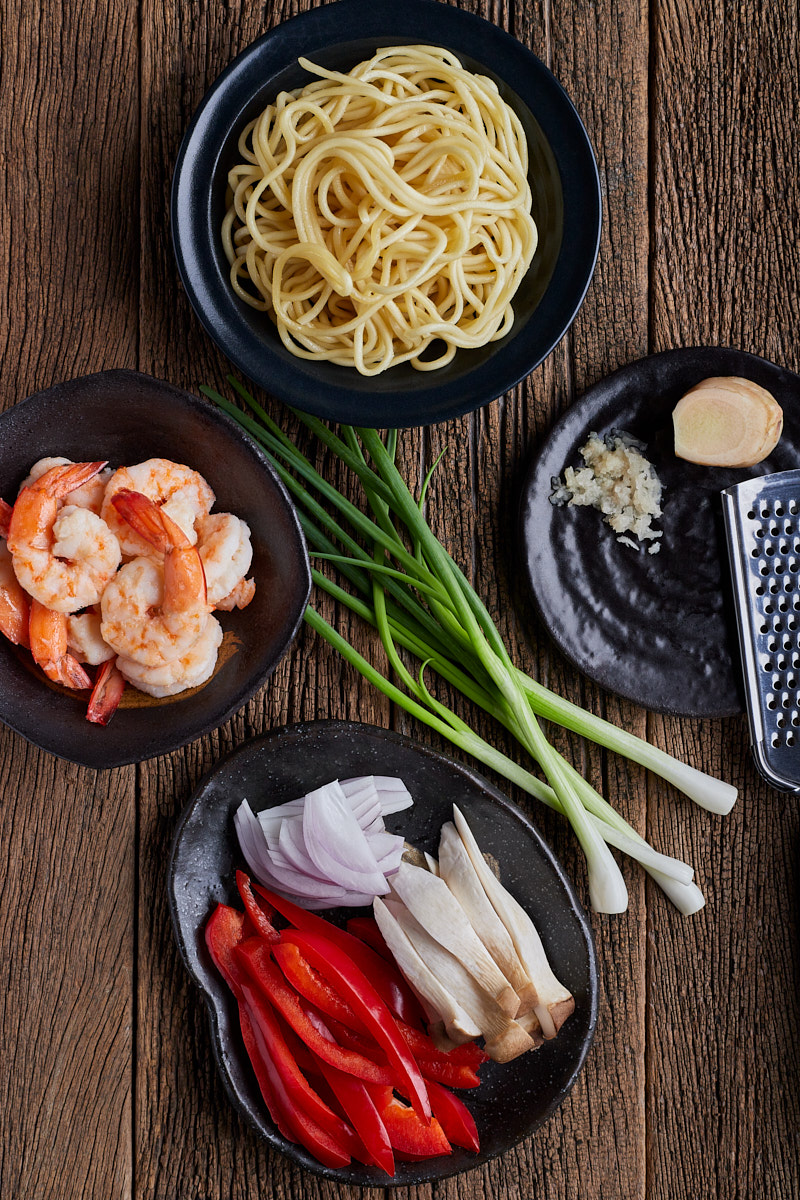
424, 0, 651, 1197
649, 1, 800, 1195
0, 1, 139, 1197
135, 3, 392, 1197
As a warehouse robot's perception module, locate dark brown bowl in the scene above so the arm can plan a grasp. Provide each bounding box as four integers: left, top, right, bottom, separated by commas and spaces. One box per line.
168, 721, 597, 1186
0, 370, 310, 768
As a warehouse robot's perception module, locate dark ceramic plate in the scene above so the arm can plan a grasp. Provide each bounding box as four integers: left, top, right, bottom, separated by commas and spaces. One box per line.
171, 0, 601, 428
519, 347, 800, 717
0, 371, 310, 768
168, 720, 597, 1186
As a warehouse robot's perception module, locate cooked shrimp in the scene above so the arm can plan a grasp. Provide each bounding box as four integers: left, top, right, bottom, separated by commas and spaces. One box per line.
215, 576, 256, 611
67, 610, 115, 665
8, 463, 121, 612
100, 490, 209, 667
117, 614, 223, 697
19, 458, 114, 515
0, 499, 12, 540
0, 540, 29, 647
29, 598, 92, 689
101, 459, 214, 557
196, 512, 253, 605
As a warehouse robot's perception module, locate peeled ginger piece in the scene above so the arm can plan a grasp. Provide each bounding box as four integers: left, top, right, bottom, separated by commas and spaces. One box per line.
672, 376, 783, 467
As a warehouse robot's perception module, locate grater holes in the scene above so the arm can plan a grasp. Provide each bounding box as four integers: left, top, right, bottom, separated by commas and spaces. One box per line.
778, 596, 788, 610
767, 694, 777, 709
765, 602, 774, 613
771, 733, 781, 747
766, 545, 776, 556
792, 712, 800, 726
783, 693, 792, 708
776, 503, 785, 516
791, 501, 799, 515
777, 714, 785, 728
769, 581, 779, 593
756, 584, 765, 595
767, 635, 776, 649
787, 674, 797, 689
788, 733, 796, 747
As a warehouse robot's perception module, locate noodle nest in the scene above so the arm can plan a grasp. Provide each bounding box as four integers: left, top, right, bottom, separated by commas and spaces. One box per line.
222, 44, 538, 377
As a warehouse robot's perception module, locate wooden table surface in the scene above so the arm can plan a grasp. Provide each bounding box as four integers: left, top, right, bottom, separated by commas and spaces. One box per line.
2, 1, 799, 1197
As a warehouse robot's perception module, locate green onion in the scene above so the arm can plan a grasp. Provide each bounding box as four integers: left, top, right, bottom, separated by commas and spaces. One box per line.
204, 379, 737, 914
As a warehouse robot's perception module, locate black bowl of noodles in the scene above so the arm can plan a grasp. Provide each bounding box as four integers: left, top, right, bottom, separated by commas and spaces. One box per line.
171, 0, 601, 428
0, 371, 311, 769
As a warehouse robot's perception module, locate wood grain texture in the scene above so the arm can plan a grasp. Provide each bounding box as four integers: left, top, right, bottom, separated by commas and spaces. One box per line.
2, 0, 800, 1197
0, 2, 139, 1198
649, 4, 800, 1195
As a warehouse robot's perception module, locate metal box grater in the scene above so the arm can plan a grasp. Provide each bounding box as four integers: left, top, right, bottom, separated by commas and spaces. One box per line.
722, 470, 800, 791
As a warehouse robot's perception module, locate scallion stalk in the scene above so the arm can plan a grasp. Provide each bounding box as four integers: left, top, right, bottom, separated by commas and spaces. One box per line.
204, 380, 737, 914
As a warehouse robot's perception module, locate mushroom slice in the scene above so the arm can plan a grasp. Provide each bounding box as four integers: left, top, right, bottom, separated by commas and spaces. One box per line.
452, 805, 574, 1039
389, 900, 537, 1063
438, 821, 537, 1016
372, 896, 479, 1044
390, 861, 519, 1018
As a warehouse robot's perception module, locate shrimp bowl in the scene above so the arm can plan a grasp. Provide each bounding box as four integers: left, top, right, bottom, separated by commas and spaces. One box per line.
0, 370, 311, 768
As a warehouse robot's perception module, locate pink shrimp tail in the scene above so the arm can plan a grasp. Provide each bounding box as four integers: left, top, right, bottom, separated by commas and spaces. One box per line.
8, 461, 109, 554
86, 659, 126, 725
30, 461, 108, 499
29, 599, 92, 690
0, 498, 12, 540
0, 572, 30, 647
111, 489, 208, 607
111, 489, 193, 550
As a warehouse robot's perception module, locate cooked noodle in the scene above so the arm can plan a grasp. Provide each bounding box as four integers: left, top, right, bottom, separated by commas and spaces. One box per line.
222, 45, 538, 376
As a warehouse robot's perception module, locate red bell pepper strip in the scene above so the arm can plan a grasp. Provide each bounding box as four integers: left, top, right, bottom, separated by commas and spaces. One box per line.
235, 871, 280, 942
86, 659, 126, 725
307, 1014, 396, 1177
239, 976, 361, 1154
252, 883, 425, 1028
273, 940, 359, 1026
327, 1017, 481, 1090
237, 1001, 297, 1143
205, 903, 247, 996
281, 928, 432, 1121
205, 907, 355, 1167
242, 991, 352, 1169
366, 1086, 450, 1157
235, 938, 394, 1085
425, 1080, 480, 1152
395, 1020, 489, 1069
345, 916, 392, 959
274, 940, 487, 1076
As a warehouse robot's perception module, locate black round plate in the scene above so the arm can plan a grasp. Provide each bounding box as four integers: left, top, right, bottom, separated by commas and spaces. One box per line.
0, 371, 311, 768
171, 0, 601, 428
168, 720, 597, 1185
519, 347, 800, 718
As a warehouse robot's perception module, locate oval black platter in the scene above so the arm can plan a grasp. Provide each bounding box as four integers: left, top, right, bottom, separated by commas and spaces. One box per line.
168, 720, 597, 1186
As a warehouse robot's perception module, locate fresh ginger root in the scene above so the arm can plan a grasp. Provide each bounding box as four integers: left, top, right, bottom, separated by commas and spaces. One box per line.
672, 376, 783, 467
